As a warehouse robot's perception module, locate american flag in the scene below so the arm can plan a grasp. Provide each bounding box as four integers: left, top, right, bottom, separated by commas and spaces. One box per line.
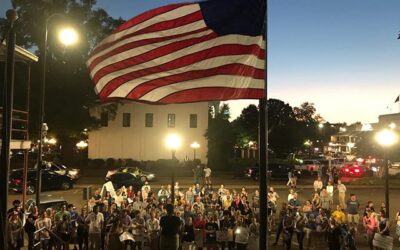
87, 0, 266, 103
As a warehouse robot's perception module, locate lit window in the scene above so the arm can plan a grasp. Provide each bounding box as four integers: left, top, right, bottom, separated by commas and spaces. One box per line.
168, 114, 176, 128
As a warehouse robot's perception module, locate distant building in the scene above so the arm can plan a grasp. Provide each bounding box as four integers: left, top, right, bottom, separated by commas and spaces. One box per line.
88, 102, 209, 163
378, 112, 400, 130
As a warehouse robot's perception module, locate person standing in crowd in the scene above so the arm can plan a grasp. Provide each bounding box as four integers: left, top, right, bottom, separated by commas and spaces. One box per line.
34, 211, 52, 250
77, 207, 89, 250
346, 194, 360, 233
182, 217, 195, 250
203, 165, 212, 185
146, 211, 160, 250
282, 210, 295, 250
193, 164, 203, 184
320, 188, 333, 218
8, 211, 24, 250
313, 177, 323, 194
234, 216, 249, 250
331, 205, 346, 224
86, 205, 104, 250
378, 210, 390, 236
294, 210, 307, 250
273, 202, 288, 246
204, 215, 219, 250
160, 203, 182, 250
363, 209, 377, 250
337, 180, 347, 209
248, 217, 260, 250
24, 212, 37, 250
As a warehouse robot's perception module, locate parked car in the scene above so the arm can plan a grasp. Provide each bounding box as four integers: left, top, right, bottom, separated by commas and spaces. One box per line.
40, 162, 81, 181
105, 172, 144, 191
296, 160, 320, 174
340, 164, 374, 178
25, 196, 68, 213
9, 169, 74, 194
244, 164, 302, 181
106, 167, 155, 182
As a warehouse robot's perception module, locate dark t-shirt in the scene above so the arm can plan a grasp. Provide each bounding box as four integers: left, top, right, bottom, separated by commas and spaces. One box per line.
160, 215, 181, 236
205, 222, 219, 243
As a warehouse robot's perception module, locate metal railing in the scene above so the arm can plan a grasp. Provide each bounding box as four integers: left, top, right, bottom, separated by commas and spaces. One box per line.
0, 107, 29, 140
33, 226, 68, 248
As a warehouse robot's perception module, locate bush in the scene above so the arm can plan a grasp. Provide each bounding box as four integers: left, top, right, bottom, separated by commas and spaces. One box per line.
106, 158, 116, 168
89, 158, 105, 168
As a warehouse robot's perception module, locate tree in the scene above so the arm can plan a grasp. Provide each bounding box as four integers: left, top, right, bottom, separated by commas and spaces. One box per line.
205, 104, 236, 169
3, 0, 124, 163
232, 104, 258, 148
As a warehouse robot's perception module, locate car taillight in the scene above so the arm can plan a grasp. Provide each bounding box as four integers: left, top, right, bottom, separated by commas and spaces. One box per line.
344, 168, 350, 172
13, 179, 22, 185
354, 169, 360, 173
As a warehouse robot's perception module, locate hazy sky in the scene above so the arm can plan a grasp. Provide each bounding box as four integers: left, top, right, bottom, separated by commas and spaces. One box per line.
1, 0, 400, 123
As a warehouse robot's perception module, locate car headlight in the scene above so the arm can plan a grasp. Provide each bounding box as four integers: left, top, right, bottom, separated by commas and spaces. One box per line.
371, 167, 378, 172
148, 174, 155, 178
68, 170, 77, 175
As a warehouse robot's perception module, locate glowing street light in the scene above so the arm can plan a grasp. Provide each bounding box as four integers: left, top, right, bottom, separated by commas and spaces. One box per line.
47, 138, 57, 145
389, 122, 396, 130
375, 129, 398, 147
165, 134, 182, 202
76, 140, 88, 149
318, 123, 324, 129
375, 129, 398, 219
58, 27, 78, 46
190, 141, 200, 160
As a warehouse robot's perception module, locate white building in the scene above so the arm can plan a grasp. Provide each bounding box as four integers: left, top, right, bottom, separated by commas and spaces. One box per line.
88, 102, 209, 163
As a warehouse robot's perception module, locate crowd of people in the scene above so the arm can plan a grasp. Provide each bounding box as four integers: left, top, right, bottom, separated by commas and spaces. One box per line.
268, 165, 400, 250
6, 163, 400, 250
6, 165, 262, 250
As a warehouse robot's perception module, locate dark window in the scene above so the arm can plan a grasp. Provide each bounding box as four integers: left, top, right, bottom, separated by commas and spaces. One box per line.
122, 113, 131, 127
168, 114, 175, 128
145, 113, 153, 127
100, 112, 108, 127
190, 114, 197, 128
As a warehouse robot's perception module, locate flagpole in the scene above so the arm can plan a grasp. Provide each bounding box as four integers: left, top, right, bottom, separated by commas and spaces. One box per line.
259, 0, 268, 249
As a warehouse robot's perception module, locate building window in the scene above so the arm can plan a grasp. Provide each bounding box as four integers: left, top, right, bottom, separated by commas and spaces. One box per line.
168, 114, 175, 128
122, 113, 131, 127
100, 112, 108, 127
190, 114, 197, 128
145, 113, 153, 127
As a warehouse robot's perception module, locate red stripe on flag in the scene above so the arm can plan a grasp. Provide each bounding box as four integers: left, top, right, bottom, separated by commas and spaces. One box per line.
157, 87, 265, 103
112, 3, 189, 34
91, 32, 218, 83
98, 44, 265, 97
88, 27, 209, 71
125, 64, 264, 99
91, 8, 201, 56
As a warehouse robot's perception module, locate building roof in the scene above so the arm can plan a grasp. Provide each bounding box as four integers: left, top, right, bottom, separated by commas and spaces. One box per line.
0, 41, 38, 63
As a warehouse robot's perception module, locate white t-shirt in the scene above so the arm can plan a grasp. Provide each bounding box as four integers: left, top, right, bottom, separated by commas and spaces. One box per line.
204, 168, 212, 177
87, 212, 104, 234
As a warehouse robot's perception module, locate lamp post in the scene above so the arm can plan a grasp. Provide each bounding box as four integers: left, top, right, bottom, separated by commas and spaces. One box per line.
76, 140, 88, 168
166, 134, 181, 203
36, 13, 78, 206
375, 129, 398, 219
190, 141, 200, 160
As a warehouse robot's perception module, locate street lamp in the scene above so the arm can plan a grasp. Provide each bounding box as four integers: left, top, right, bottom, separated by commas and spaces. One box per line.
190, 141, 200, 160
318, 123, 324, 129
375, 129, 398, 218
165, 134, 181, 203
76, 140, 88, 168
36, 13, 78, 206
304, 139, 312, 158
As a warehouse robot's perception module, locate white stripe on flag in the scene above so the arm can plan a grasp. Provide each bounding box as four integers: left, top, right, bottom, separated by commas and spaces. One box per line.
138, 75, 264, 102
95, 34, 264, 92
108, 54, 265, 98
90, 30, 213, 78
88, 20, 207, 66
94, 4, 200, 49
